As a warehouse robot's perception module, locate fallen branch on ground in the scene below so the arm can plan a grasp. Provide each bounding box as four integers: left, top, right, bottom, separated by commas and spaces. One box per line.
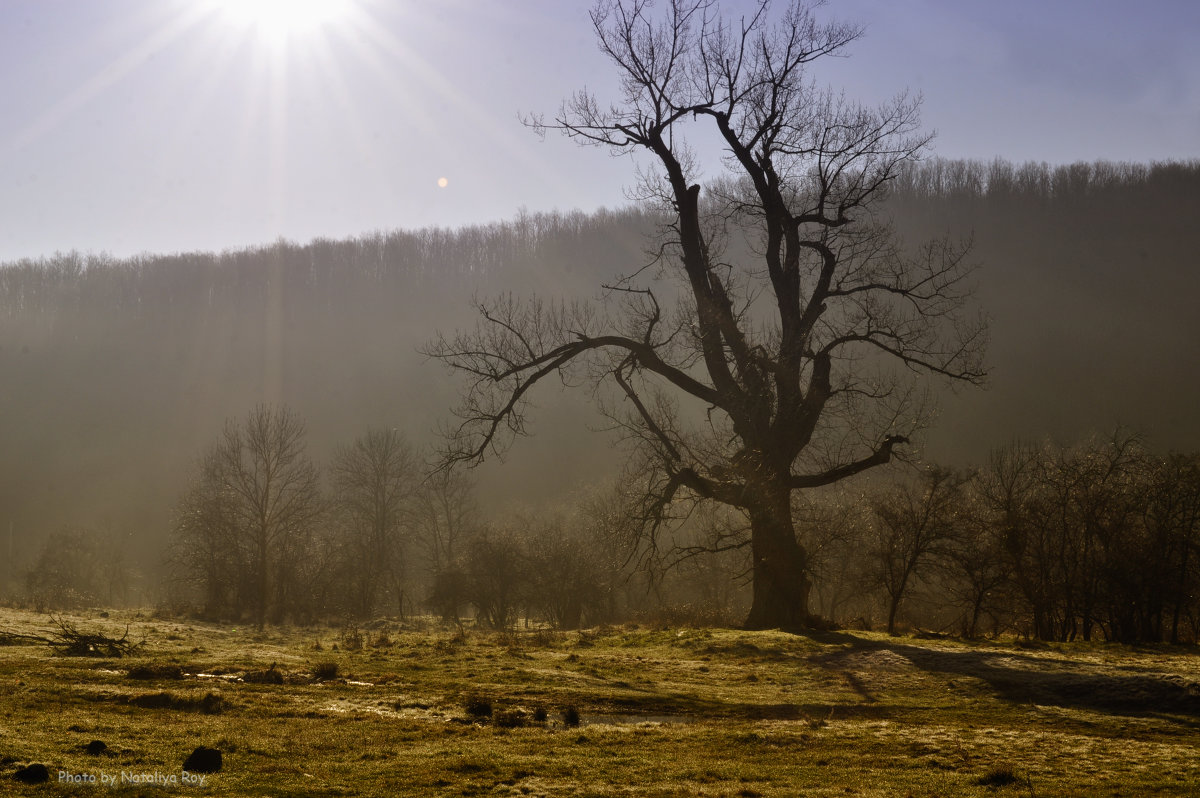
0, 629, 53, 646
47, 615, 143, 657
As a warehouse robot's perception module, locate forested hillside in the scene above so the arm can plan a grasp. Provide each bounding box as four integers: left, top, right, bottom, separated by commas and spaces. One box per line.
888, 159, 1200, 459
1, 159, 1197, 605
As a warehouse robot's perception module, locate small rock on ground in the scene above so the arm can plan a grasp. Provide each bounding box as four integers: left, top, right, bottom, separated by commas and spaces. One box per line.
183, 746, 222, 773
14, 763, 50, 783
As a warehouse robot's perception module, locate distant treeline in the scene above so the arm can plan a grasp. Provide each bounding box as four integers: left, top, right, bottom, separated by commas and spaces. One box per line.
895, 157, 1200, 200
1, 159, 1198, 620
0, 206, 654, 317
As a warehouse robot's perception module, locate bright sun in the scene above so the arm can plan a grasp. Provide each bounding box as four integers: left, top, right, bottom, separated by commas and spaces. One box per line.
207, 0, 352, 41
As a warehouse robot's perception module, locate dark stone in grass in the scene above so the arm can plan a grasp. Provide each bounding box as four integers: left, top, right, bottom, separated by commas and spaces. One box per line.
14, 763, 50, 783
85, 740, 108, 755
183, 746, 222, 773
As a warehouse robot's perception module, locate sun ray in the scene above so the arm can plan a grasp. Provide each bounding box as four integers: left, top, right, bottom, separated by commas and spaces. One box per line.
7, 6, 210, 151
203, 0, 354, 45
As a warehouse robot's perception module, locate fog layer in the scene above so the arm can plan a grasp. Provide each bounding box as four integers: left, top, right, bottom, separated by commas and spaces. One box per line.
0, 159, 1196, 596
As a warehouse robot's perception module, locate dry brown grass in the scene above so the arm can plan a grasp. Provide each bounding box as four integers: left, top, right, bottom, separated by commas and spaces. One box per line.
0, 606, 1197, 796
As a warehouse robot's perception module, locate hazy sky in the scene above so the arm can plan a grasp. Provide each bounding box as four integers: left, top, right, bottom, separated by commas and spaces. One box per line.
1, 0, 1196, 262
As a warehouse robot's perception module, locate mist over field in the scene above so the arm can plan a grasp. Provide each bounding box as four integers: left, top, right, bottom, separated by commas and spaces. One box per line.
2, 158, 1198, 611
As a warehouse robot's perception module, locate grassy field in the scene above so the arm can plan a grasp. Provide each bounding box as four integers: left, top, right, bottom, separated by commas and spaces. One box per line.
1, 607, 1197, 796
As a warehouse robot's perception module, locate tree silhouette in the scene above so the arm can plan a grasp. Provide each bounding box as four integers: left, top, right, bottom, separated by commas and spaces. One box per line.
174, 406, 322, 629
428, 0, 985, 628
869, 467, 966, 634
331, 428, 419, 619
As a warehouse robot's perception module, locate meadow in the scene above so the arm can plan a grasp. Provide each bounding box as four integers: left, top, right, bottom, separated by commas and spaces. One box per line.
1, 607, 1197, 796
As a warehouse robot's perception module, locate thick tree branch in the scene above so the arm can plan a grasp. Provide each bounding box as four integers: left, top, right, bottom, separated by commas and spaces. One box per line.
791, 435, 910, 489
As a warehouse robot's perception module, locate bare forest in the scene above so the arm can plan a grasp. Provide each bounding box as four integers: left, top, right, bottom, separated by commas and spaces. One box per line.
2, 158, 1198, 642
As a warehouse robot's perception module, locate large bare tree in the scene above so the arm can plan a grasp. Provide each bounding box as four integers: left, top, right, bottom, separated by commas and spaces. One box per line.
428, 0, 985, 628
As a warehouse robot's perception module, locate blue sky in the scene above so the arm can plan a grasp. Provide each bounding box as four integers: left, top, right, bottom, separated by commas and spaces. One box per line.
1, 0, 1196, 262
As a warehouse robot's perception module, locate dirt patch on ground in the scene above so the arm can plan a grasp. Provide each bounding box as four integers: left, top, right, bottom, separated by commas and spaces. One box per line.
833, 648, 916, 672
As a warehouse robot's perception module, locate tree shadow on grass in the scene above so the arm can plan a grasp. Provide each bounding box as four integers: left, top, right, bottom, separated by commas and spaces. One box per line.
802, 630, 1200, 725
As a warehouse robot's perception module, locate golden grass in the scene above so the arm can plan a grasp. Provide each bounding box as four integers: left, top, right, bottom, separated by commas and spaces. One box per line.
1, 607, 1197, 796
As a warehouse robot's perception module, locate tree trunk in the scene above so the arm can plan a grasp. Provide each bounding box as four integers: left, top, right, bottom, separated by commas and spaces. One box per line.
967, 592, 984, 639
886, 593, 902, 635
1170, 546, 1189, 644
256, 531, 269, 632
562, 598, 583, 631
744, 487, 812, 630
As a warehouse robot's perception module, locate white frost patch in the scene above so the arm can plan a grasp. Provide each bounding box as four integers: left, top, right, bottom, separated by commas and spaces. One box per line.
191, 672, 243, 682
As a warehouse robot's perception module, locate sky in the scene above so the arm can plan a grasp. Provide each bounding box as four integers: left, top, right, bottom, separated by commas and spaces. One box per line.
0, 0, 1196, 263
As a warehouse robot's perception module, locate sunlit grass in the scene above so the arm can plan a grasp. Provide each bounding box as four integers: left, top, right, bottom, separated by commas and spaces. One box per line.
0, 607, 1197, 796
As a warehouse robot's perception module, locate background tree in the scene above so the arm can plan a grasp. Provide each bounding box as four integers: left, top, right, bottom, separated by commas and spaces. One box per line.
936, 480, 1013, 639
976, 441, 1060, 639
1059, 432, 1144, 641
523, 510, 624, 629
868, 467, 965, 634
798, 485, 875, 625
171, 470, 241, 618
172, 405, 322, 629
415, 469, 477, 622
331, 428, 418, 619
1144, 453, 1200, 643
428, 0, 985, 628
24, 526, 130, 611
462, 527, 527, 630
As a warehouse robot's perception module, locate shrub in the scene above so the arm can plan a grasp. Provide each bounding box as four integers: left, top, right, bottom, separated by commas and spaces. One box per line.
339, 627, 364, 651
975, 767, 1020, 788
200, 692, 224, 714
243, 666, 284, 684
464, 694, 492, 719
